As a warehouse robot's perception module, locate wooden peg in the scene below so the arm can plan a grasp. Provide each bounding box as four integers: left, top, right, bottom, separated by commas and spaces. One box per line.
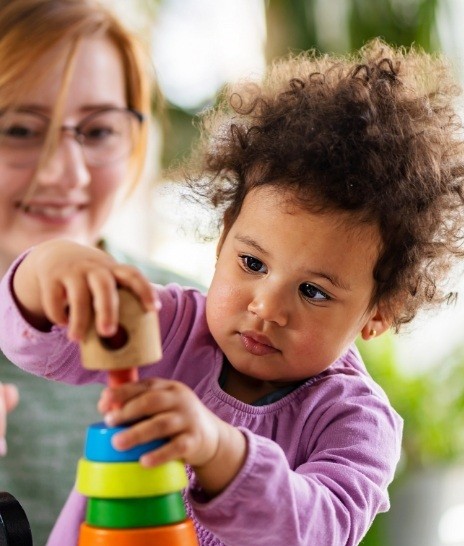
79, 287, 162, 371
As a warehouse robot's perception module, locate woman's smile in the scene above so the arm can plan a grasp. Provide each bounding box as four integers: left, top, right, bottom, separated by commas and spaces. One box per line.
16, 200, 88, 223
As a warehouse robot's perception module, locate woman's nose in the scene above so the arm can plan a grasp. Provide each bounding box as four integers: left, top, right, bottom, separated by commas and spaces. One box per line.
247, 285, 289, 327
34, 136, 91, 188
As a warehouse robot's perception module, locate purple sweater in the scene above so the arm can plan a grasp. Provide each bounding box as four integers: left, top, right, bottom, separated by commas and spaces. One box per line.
0, 261, 402, 546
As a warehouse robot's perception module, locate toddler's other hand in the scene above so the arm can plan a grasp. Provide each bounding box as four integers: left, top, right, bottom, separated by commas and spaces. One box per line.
98, 378, 247, 497
0, 383, 19, 456
99, 378, 223, 468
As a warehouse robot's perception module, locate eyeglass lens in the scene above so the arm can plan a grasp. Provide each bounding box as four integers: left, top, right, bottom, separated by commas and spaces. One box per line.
0, 108, 141, 167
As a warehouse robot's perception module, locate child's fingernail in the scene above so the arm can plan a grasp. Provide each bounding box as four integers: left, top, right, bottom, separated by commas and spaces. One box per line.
0, 438, 7, 456
104, 412, 117, 427
102, 324, 116, 336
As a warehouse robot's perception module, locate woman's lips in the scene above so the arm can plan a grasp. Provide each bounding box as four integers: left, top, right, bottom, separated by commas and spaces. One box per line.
240, 331, 279, 356
17, 202, 86, 222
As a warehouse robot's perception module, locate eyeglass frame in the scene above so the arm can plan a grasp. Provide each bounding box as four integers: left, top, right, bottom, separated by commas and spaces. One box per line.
0, 106, 145, 167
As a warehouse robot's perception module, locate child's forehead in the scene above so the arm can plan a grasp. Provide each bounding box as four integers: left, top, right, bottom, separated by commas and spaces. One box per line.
241, 185, 376, 228
235, 186, 381, 248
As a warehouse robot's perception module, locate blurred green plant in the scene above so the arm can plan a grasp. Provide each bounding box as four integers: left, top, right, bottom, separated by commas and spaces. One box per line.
357, 332, 464, 545
347, 0, 440, 52
357, 334, 464, 474
267, 0, 441, 56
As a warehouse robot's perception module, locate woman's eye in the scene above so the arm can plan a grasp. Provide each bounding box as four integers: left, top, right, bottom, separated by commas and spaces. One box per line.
3, 125, 41, 140
240, 255, 267, 274
299, 283, 329, 301
82, 126, 116, 142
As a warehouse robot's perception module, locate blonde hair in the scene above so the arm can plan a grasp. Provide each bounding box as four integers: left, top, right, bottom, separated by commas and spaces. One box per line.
0, 0, 160, 189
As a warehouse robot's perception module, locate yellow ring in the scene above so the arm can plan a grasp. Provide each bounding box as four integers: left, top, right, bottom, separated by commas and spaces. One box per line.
76, 458, 188, 498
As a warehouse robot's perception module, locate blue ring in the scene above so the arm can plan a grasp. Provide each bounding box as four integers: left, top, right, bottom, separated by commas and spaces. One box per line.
84, 422, 166, 462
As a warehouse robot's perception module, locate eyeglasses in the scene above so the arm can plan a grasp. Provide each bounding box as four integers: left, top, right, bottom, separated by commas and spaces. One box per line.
0, 107, 145, 168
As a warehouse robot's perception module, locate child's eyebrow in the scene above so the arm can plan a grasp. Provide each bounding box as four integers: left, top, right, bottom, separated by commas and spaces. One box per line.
235, 234, 269, 256
307, 270, 352, 291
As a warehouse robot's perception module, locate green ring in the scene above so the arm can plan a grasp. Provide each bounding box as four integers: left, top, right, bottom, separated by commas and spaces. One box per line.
86, 493, 187, 528
76, 458, 188, 498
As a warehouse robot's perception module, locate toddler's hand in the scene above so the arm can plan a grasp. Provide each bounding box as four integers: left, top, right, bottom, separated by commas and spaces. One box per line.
99, 378, 222, 468
99, 378, 247, 496
0, 383, 19, 456
12, 239, 156, 341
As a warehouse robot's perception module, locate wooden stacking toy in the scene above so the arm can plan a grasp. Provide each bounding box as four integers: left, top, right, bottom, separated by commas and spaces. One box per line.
77, 288, 199, 546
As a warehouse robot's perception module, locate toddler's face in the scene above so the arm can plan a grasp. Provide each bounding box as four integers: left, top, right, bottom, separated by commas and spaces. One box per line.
206, 186, 388, 389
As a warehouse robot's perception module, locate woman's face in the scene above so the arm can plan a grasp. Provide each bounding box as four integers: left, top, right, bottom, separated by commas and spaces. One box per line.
0, 36, 131, 272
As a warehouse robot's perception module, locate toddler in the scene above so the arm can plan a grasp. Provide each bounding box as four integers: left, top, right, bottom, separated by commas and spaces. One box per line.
2, 39, 464, 546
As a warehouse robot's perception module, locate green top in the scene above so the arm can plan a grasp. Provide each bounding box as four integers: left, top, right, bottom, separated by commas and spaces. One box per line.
0, 245, 205, 546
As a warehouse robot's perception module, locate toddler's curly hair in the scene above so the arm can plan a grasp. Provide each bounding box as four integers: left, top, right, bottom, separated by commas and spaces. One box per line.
184, 39, 464, 330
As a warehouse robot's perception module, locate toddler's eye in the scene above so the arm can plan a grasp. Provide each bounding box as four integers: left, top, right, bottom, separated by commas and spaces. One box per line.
240, 255, 267, 274
299, 283, 329, 301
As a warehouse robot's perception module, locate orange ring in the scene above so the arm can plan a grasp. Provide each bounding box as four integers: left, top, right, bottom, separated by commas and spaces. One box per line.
78, 519, 199, 546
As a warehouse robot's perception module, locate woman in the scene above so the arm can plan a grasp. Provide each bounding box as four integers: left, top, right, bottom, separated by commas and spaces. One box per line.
0, 1, 199, 543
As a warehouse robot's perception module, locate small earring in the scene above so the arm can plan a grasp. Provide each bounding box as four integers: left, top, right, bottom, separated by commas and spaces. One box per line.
369, 329, 377, 338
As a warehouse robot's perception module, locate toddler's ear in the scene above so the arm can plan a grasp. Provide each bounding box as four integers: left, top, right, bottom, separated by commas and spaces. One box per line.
360, 305, 391, 340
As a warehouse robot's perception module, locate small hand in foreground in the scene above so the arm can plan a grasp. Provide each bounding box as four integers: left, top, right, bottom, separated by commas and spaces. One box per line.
0, 383, 19, 456
99, 378, 247, 497
13, 239, 157, 342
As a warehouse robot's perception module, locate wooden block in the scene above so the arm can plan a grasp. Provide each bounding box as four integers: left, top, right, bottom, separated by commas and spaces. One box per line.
80, 288, 162, 371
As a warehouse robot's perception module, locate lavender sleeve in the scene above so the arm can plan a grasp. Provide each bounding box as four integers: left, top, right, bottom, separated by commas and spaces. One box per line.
189, 392, 401, 546
0, 254, 105, 383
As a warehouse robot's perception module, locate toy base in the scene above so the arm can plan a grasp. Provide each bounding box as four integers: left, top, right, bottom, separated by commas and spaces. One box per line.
78, 519, 199, 546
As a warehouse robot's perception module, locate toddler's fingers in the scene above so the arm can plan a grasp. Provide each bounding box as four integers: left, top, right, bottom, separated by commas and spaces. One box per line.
98, 384, 138, 413
103, 380, 179, 427
87, 269, 119, 337
39, 279, 69, 327
98, 380, 155, 415
62, 278, 93, 342
111, 414, 171, 451
140, 434, 192, 467
3, 384, 19, 413
112, 266, 157, 312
